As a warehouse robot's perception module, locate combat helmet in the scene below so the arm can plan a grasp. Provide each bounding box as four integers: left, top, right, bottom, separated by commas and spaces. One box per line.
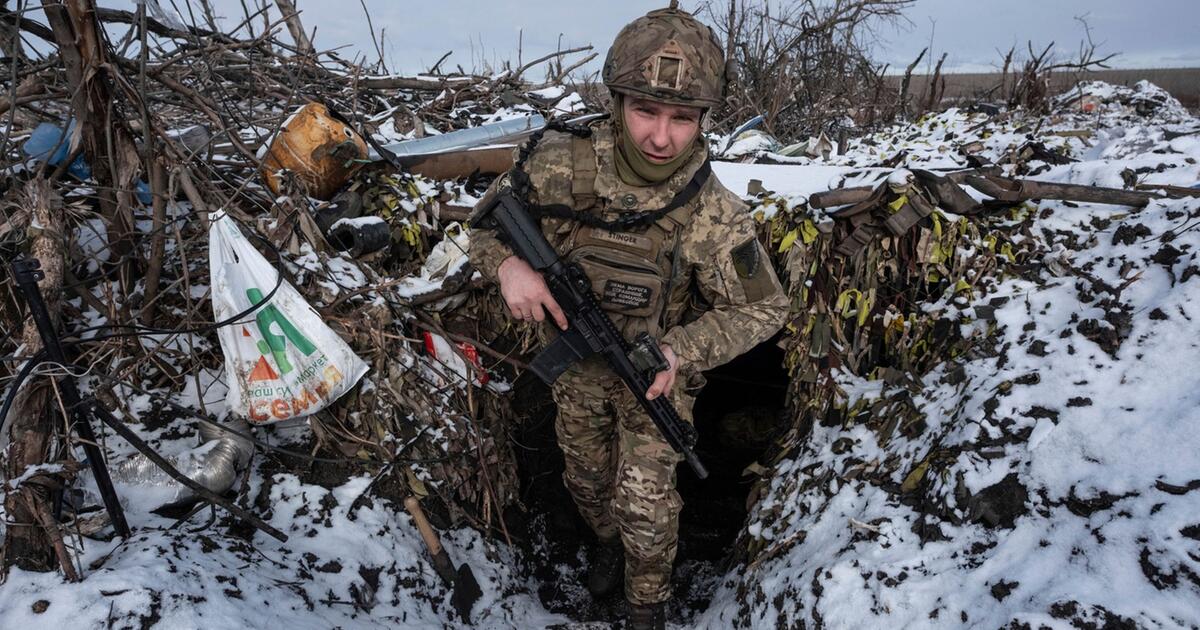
602, 1, 728, 109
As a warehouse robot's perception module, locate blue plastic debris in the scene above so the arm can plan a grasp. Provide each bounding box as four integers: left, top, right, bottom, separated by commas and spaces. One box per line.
24, 121, 90, 179
23, 121, 152, 203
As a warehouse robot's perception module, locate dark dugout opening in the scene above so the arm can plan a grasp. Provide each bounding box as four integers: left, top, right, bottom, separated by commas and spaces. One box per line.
509, 333, 789, 625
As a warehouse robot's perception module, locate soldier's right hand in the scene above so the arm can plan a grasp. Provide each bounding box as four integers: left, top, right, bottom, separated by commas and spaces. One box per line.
497, 256, 569, 330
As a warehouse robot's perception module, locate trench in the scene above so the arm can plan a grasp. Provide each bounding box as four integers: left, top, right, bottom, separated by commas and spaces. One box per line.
510, 335, 789, 625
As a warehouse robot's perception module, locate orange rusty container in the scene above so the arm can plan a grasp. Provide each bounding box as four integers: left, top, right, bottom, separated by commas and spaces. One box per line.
260, 102, 368, 200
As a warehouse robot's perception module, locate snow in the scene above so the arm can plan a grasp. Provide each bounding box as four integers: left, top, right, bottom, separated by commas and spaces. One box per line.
1, 471, 566, 629
527, 86, 565, 100
551, 92, 586, 116
74, 216, 111, 273
696, 82, 1200, 628
3, 80, 1200, 629
3, 463, 65, 491
713, 162, 891, 200
329, 216, 387, 232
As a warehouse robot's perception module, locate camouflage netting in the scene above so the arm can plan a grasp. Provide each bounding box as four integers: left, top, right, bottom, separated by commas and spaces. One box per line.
741, 182, 1045, 561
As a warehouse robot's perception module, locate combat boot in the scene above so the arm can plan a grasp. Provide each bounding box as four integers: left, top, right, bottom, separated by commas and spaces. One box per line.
627, 600, 667, 630
586, 536, 624, 598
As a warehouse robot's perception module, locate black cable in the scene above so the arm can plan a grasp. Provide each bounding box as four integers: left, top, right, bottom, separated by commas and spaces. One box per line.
87, 371, 473, 467
0, 349, 44, 436
58, 217, 288, 344
0, 214, 282, 429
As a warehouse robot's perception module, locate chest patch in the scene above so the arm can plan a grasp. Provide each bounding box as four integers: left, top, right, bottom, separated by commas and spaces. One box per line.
586, 228, 655, 253
602, 280, 653, 309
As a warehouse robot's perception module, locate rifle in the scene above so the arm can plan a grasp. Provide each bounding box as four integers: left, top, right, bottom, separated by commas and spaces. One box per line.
476, 178, 708, 479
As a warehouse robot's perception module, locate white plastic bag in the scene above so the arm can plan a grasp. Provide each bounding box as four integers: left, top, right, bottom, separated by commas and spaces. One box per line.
209, 212, 367, 425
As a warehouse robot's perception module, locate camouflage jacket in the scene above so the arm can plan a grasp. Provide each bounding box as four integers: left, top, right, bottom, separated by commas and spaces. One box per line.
471, 120, 788, 376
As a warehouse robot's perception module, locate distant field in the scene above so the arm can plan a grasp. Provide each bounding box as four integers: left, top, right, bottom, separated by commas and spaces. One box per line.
886, 68, 1200, 109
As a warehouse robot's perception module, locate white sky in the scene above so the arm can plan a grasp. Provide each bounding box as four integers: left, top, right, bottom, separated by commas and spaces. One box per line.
104, 1, 1200, 75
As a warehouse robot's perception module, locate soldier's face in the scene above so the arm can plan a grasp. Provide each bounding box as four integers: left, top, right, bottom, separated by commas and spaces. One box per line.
622, 97, 702, 163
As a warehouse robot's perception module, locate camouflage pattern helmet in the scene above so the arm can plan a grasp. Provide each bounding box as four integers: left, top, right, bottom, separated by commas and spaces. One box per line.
602, 2, 727, 109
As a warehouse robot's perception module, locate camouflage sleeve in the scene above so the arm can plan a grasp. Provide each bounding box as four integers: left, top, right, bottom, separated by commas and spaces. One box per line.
660, 190, 789, 373
467, 177, 515, 284
467, 132, 576, 284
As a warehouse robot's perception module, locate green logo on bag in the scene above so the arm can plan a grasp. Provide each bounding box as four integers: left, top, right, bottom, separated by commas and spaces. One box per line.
246, 287, 317, 375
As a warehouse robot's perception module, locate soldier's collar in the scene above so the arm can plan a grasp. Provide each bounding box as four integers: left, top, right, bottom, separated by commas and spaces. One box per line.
592, 121, 710, 213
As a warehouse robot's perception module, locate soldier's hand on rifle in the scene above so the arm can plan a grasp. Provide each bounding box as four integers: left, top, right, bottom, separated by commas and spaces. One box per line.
497, 255, 569, 330
645, 344, 678, 401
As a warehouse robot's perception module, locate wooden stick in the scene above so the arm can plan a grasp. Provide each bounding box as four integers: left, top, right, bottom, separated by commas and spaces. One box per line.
272, 0, 313, 57
1135, 183, 1200, 199
30, 491, 80, 582
965, 174, 1164, 208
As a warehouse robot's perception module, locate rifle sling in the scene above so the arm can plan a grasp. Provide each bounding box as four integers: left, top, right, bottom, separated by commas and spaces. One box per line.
527, 159, 712, 232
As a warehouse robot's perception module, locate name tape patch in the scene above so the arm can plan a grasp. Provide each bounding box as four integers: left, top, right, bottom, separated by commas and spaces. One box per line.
587, 228, 655, 253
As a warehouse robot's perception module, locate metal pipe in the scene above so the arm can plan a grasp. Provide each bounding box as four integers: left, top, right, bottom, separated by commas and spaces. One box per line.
76, 416, 254, 508
371, 115, 545, 159
189, 417, 255, 499
370, 113, 605, 162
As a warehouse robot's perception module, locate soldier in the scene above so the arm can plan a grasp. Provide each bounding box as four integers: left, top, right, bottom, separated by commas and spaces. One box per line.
471, 3, 788, 628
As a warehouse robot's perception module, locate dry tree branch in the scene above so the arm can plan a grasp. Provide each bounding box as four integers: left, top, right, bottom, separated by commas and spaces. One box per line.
271, 0, 312, 57
699, 0, 913, 141
0, 0, 598, 560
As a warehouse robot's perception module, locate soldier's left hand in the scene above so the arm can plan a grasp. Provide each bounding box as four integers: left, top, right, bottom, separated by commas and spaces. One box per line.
645, 344, 678, 400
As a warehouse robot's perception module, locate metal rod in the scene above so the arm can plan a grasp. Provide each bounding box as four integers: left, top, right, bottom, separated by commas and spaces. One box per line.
10, 257, 131, 538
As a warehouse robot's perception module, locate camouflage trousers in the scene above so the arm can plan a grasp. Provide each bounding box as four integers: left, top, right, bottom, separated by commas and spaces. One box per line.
550, 355, 696, 606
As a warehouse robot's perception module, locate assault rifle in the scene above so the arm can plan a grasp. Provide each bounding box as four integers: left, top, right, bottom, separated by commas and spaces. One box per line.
477, 178, 709, 479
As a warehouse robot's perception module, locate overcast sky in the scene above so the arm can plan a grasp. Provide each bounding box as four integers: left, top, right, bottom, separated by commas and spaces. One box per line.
113, 1, 1200, 75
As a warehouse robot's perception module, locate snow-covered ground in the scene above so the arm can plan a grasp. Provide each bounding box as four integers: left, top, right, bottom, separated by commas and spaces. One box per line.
2, 81, 1198, 628
698, 81, 1200, 629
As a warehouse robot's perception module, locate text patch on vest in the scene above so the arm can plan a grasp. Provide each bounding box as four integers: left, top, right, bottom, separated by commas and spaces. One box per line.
587, 227, 655, 254
602, 279, 654, 310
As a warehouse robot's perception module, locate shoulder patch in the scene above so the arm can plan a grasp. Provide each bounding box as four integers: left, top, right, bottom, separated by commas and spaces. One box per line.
731, 237, 761, 279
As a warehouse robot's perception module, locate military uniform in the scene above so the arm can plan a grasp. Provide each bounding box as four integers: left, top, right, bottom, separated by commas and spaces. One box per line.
471, 122, 789, 605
